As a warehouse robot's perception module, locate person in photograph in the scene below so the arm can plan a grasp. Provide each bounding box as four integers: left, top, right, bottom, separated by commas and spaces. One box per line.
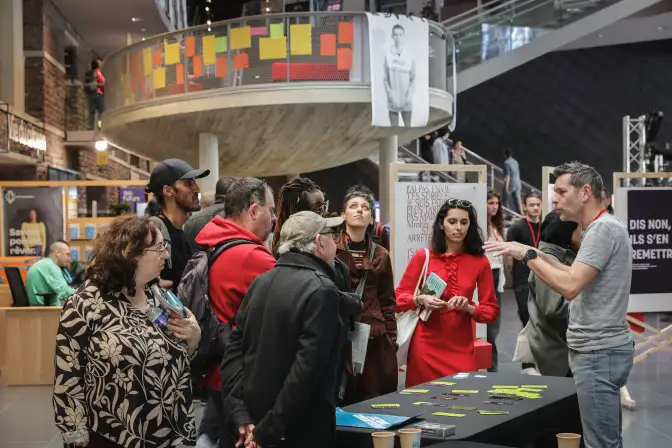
21, 208, 47, 256
384, 24, 416, 127
395, 199, 499, 387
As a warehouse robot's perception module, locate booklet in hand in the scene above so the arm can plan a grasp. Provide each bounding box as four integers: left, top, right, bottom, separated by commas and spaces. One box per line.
151, 284, 187, 318
417, 272, 447, 321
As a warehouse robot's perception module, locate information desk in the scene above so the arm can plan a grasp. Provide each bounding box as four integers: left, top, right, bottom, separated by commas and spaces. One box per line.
337, 372, 581, 447
0, 307, 61, 386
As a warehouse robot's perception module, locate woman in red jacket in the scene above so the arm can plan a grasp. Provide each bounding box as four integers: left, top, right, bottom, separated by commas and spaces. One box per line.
396, 198, 499, 387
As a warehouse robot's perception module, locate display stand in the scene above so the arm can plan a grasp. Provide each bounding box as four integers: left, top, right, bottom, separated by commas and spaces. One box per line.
613, 171, 672, 410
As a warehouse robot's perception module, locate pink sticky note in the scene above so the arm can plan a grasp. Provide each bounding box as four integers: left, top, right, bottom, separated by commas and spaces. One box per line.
251, 26, 268, 37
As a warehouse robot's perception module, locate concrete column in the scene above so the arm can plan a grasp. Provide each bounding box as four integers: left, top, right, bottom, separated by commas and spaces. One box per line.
378, 135, 398, 224
0, 0, 25, 112
198, 133, 219, 194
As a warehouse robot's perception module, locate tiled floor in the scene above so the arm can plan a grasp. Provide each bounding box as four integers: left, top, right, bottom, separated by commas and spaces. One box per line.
1, 291, 671, 447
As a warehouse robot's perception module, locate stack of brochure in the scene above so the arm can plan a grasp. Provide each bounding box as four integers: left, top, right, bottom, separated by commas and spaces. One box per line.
417, 272, 447, 321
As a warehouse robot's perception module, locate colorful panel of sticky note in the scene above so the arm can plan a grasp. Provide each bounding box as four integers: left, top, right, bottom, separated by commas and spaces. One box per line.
230, 26, 251, 50
320, 34, 336, 56
153, 68, 166, 89
202, 35, 216, 65
215, 36, 228, 53
290, 24, 312, 55
216, 56, 227, 77
185, 36, 195, 57
143, 48, 152, 76
270, 23, 284, 39
338, 21, 354, 44
259, 37, 287, 60
165, 43, 180, 65
337, 48, 352, 70
233, 53, 249, 69
152, 50, 162, 67
176, 64, 185, 84
193, 56, 203, 76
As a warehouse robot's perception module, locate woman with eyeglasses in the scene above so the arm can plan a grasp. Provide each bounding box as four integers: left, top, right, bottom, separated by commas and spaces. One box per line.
395, 198, 499, 387
337, 186, 398, 404
53, 216, 201, 448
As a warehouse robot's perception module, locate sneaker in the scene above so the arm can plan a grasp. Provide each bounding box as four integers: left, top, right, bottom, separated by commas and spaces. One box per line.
521, 366, 541, 376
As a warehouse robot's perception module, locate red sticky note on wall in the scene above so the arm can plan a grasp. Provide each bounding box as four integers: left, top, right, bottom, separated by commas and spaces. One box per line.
152, 50, 162, 67
337, 47, 352, 70
185, 36, 196, 57
234, 53, 249, 69
176, 64, 185, 85
193, 55, 203, 76
320, 34, 336, 56
338, 22, 354, 44
216, 56, 227, 78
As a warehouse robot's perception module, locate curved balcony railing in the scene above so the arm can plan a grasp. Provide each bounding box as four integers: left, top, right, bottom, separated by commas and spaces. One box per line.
103, 12, 455, 115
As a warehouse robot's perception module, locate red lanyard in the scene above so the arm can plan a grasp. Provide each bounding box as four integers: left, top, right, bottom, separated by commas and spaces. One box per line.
592, 208, 608, 224
526, 218, 541, 248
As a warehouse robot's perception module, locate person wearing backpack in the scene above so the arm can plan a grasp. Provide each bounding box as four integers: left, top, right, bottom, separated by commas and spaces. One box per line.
84, 59, 105, 130
193, 177, 277, 447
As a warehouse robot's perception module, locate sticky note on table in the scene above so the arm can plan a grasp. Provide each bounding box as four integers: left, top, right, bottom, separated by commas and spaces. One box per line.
452, 390, 479, 394
433, 412, 465, 418
290, 24, 312, 55
165, 43, 180, 65
338, 21, 354, 44
270, 23, 284, 39
492, 386, 519, 389
400, 389, 429, 394
153, 67, 166, 89
215, 36, 228, 53
259, 36, 286, 60
429, 381, 456, 386
515, 392, 542, 399
413, 402, 433, 406
143, 48, 152, 75
230, 26, 251, 50
371, 404, 400, 408
521, 385, 548, 389
518, 388, 545, 393
202, 35, 216, 65
478, 410, 510, 415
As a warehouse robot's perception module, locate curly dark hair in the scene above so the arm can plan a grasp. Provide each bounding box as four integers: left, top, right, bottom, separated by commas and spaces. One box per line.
272, 177, 322, 256
85, 216, 159, 296
430, 199, 485, 256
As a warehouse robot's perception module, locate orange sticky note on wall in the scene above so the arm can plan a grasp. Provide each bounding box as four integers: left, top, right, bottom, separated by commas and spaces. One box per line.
216, 56, 227, 77
193, 55, 203, 76
320, 34, 336, 56
233, 53, 249, 69
339, 22, 354, 44
185, 36, 196, 57
337, 47, 352, 70
176, 64, 185, 85
153, 50, 162, 67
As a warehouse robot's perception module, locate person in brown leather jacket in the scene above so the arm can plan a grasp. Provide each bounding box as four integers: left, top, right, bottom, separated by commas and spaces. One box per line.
337, 186, 398, 404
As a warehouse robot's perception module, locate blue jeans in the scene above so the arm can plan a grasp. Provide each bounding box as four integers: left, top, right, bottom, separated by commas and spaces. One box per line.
569, 342, 634, 448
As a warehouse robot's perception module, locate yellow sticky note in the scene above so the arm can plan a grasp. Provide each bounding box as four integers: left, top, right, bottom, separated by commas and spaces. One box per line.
371, 404, 400, 408
521, 385, 548, 389
519, 388, 545, 393
515, 392, 542, 399
259, 37, 287, 60
270, 23, 284, 39
230, 26, 251, 50
452, 390, 478, 394
165, 43, 180, 65
401, 389, 429, 394
202, 35, 216, 65
122, 74, 130, 104
433, 412, 465, 417
153, 67, 166, 89
413, 402, 432, 405
492, 386, 519, 389
290, 24, 312, 55
429, 381, 456, 386
143, 48, 152, 76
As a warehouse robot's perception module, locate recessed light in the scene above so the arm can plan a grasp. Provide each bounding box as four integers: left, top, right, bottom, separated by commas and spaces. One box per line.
131, 17, 141, 22
658, 26, 666, 31
265, 7, 270, 11
140, 28, 146, 32
207, 27, 211, 32
207, 20, 211, 25
205, 6, 209, 11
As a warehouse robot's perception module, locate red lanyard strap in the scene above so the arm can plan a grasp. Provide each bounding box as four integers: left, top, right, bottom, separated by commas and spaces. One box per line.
592, 208, 608, 224
526, 218, 541, 248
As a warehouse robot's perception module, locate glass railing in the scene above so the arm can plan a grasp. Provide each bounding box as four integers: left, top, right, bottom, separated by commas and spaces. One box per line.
444, 0, 621, 72
102, 12, 455, 114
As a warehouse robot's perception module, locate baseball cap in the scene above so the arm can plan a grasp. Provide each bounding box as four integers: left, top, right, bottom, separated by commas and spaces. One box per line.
280, 211, 344, 247
147, 159, 210, 194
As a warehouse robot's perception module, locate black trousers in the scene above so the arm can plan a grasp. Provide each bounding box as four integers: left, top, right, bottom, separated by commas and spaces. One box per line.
513, 284, 534, 370
486, 269, 502, 372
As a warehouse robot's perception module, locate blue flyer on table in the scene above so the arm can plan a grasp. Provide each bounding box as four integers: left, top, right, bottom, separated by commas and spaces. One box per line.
335, 408, 419, 430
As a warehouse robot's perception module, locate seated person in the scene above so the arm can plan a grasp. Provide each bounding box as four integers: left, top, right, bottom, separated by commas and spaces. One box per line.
25, 241, 75, 306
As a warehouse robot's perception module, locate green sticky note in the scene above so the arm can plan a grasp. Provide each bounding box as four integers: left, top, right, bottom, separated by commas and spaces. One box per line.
413, 402, 432, 405
478, 410, 510, 415
492, 385, 519, 389
518, 388, 545, 393
270, 23, 284, 39
401, 389, 429, 394
371, 404, 400, 408
452, 390, 479, 394
515, 392, 542, 399
433, 412, 466, 417
446, 405, 477, 411
521, 385, 547, 388
215, 36, 228, 53
430, 381, 456, 386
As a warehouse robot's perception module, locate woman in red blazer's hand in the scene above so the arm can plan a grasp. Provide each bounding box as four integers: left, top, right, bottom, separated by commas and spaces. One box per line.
395, 198, 500, 387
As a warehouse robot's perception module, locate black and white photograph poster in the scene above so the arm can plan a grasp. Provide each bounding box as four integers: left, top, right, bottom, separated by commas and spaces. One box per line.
627, 188, 672, 296
2, 187, 65, 256
366, 12, 429, 128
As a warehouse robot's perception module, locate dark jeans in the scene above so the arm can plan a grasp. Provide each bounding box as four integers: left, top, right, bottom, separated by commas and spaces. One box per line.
87, 93, 105, 129
389, 110, 412, 127
487, 269, 502, 372
514, 284, 534, 369
199, 387, 228, 447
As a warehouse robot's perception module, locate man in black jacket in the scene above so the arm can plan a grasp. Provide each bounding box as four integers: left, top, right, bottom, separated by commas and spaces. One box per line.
221, 211, 346, 448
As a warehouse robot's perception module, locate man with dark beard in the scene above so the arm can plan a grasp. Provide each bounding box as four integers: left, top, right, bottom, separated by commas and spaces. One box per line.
146, 158, 210, 292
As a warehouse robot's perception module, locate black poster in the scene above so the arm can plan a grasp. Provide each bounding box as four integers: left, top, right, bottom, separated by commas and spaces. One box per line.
2, 187, 64, 256
628, 188, 672, 295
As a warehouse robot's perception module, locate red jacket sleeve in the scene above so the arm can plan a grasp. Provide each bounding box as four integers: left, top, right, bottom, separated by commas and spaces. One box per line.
240, 246, 276, 293
395, 249, 427, 312
473, 257, 500, 324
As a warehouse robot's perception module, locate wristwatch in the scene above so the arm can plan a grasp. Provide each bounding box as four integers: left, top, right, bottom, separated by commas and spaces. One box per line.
523, 249, 538, 266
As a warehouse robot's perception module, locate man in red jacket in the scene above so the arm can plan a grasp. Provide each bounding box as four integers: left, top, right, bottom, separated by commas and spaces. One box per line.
194, 177, 277, 447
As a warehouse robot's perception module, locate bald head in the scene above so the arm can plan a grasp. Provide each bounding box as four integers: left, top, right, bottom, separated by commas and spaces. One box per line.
49, 241, 71, 267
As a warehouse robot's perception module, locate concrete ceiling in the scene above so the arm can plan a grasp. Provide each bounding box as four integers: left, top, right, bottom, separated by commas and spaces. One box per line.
51, 0, 172, 57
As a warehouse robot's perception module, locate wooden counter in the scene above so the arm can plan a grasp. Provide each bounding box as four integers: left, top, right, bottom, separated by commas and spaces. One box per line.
0, 285, 11, 307
0, 307, 61, 386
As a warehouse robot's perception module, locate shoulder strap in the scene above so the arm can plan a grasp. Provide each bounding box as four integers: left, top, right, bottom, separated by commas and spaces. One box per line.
207, 238, 256, 267
354, 241, 377, 298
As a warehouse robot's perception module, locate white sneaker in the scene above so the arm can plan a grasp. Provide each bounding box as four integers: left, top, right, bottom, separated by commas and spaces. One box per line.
522, 366, 541, 376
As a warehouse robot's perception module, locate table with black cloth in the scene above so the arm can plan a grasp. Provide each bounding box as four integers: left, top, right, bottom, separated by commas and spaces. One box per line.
336, 372, 581, 448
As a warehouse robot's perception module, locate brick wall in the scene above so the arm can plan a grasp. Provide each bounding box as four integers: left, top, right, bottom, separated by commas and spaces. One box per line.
65, 84, 87, 131
23, 0, 44, 52
0, 113, 7, 151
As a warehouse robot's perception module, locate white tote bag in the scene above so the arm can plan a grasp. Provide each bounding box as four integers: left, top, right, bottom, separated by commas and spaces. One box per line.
512, 323, 536, 363
396, 248, 430, 369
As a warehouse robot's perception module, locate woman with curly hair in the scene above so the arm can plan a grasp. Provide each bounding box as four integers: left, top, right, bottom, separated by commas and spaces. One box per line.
53, 215, 201, 448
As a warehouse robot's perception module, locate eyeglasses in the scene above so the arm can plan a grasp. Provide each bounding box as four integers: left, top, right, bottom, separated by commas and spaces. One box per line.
447, 199, 473, 209
320, 230, 342, 244
145, 241, 168, 253
313, 200, 330, 217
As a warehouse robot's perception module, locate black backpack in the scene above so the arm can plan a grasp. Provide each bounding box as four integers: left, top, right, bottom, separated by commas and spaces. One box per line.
84, 70, 98, 94
178, 238, 254, 377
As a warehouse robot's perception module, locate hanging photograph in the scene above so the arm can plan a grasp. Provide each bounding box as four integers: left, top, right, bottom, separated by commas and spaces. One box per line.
366, 12, 429, 128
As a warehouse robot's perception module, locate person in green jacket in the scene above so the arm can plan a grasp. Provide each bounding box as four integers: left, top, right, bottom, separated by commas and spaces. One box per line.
25, 241, 75, 306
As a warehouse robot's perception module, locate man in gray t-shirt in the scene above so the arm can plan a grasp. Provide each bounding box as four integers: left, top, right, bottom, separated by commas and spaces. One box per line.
503, 149, 522, 214
485, 161, 634, 448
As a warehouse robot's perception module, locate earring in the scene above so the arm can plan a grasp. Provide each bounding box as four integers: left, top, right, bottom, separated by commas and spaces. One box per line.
439, 225, 444, 230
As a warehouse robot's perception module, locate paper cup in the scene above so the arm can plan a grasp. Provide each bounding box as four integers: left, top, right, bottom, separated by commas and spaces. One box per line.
557, 433, 581, 448
398, 428, 422, 448
371, 431, 395, 448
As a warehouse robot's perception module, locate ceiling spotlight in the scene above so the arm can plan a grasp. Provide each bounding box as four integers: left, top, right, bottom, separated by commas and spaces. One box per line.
207, 20, 211, 25
140, 28, 146, 32
131, 17, 141, 22
265, 7, 270, 11
208, 27, 211, 32
95, 140, 108, 151
205, 6, 209, 11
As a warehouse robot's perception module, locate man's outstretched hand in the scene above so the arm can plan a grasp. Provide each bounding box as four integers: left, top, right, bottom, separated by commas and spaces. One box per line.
483, 241, 529, 260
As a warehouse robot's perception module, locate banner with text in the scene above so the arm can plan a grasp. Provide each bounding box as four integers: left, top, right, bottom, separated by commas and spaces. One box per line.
2, 187, 65, 256
628, 188, 672, 295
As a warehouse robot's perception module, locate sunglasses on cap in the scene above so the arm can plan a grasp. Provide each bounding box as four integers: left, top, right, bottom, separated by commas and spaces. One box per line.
447, 198, 473, 209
